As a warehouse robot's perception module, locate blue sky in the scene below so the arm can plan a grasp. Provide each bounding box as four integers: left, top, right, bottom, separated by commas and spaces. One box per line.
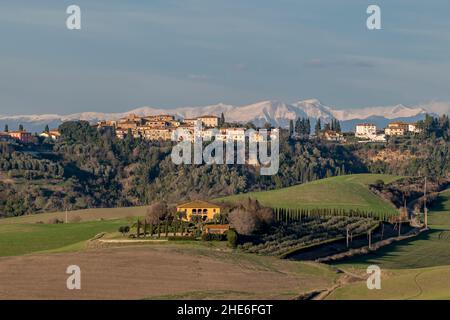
1, 0, 449, 115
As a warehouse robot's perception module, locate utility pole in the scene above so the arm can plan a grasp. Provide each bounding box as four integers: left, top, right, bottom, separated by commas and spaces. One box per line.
346, 227, 349, 248
65, 208, 68, 224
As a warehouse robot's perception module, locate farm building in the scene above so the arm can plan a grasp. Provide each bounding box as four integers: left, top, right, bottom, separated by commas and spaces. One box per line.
176, 200, 221, 222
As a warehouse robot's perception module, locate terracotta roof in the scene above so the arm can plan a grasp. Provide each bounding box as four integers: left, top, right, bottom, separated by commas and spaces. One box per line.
177, 200, 221, 209
198, 115, 219, 119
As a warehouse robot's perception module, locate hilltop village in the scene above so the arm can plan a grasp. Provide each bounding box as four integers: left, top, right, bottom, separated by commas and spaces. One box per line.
0, 113, 423, 144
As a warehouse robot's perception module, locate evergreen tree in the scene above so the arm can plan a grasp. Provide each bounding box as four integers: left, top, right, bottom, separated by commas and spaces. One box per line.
4, 124, 8, 132
335, 119, 341, 133
44, 125, 50, 133
315, 119, 321, 135
19, 124, 24, 131
289, 119, 294, 136
220, 112, 225, 126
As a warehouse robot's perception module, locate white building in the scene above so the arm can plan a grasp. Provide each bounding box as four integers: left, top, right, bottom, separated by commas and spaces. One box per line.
355, 123, 377, 139
408, 123, 422, 134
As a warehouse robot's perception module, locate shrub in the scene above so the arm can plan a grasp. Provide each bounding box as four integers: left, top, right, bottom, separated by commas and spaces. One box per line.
201, 233, 226, 241
48, 218, 64, 224
373, 179, 385, 187
118, 225, 130, 235
227, 229, 238, 248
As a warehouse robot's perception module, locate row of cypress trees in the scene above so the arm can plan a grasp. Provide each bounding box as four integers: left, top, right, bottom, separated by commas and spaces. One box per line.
274, 207, 396, 223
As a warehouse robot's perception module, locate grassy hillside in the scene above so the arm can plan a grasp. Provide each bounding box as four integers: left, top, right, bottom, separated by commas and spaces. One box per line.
328, 265, 450, 300
217, 174, 401, 214
0, 206, 147, 225
0, 219, 127, 257
0, 205, 148, 256
335, 189, 450, 270
327, 189, 450, 299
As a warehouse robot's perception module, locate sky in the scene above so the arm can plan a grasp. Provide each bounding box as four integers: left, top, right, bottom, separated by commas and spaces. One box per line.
0, 0, 449, 115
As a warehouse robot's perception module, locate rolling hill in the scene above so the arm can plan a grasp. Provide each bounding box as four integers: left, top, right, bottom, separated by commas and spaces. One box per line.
328, 189, 450, 299
216, 174, 402, 214
334, 189, 450, 270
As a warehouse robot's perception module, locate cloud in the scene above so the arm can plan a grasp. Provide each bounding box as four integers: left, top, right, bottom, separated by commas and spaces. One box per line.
305, 58, 376, 69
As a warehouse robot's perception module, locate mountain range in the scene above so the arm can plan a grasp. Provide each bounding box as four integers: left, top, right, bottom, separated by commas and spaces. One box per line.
1, 99, 448, 133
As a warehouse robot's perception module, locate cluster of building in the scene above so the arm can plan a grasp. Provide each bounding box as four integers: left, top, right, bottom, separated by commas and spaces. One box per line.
0, 130, 34, 143
355, 122, 421, 142
96, 114, 273, 143
97, 114, 217, 141
0, 128, 61, 143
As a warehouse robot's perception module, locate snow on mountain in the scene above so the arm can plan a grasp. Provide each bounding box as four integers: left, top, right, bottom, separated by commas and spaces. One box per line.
331, 104, 428, 121
0, 99, 444, 133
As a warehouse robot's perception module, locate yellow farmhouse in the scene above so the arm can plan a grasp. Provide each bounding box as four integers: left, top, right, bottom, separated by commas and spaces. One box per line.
176, 200, 221, 221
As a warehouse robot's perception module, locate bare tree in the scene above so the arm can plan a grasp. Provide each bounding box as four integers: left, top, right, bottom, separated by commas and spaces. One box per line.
228, 199, 274, 235
146, 201, 168, 224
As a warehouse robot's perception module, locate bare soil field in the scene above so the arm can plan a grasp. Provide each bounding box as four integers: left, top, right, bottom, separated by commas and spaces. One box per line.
0, 245, 337, 300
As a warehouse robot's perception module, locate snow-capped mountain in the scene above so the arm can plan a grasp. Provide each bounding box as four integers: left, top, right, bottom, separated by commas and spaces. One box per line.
0, 99, 446, 133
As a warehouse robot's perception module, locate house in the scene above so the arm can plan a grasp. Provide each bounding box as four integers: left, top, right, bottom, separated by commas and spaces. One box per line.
197, 115, 219, 128
0, 132, 13, 142
9, 131, 33, 143
115, 129, 128, 139
39, 130, 61, 140
385, 122, 409, 136
322, 130, 345, 142
144, 115, 175, 122
355, 123, 377, 139
116, 114, 143, 129
203, 224, 230, 235
370, 134, 386, 142
183, 118, 200, 126
176, 200, 221, 222
183, 115, 219, 128
97, 120, 117, 128
408, 123, 422, 134
225, 128, 246, 141
143, 128, 172, 141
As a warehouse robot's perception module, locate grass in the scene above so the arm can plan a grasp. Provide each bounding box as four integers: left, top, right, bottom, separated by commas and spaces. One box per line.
0, 219, 126, 257
334, 189, 450, 270
0, 206, 148, 225
216, 174, 401, 214
327, 189, 450, 299
328, 265, 450, 300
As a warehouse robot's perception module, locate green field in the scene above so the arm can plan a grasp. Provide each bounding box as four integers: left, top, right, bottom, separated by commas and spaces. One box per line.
328, 189, 450, 299
0, 204, 149, 256
217, 174, 401, 214
0, 206, 147, 225
329, 265, 450, 300
0, 219, 126, 257
335, 189, 450, 270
